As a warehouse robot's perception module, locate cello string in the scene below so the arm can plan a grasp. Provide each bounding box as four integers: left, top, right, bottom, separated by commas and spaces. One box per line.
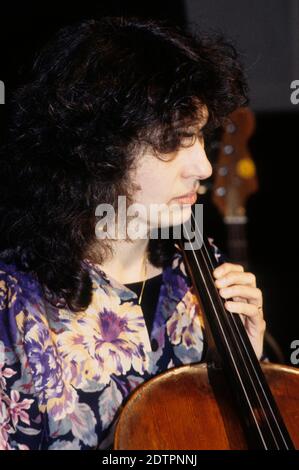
192, 210, 288, 445
188, 214, 281, 447
191, 210, 285, 445
181, 215, 269, 448
187, 214, 283, 448
190, 210, 288, 447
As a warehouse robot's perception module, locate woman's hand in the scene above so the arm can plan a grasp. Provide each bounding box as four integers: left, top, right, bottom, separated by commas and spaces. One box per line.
213, 262, 266, 360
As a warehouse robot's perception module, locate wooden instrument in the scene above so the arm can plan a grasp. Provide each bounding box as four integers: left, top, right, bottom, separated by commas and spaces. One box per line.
113, 109, 299, 450
212, 107, 284, 362
212, 107, 257, 269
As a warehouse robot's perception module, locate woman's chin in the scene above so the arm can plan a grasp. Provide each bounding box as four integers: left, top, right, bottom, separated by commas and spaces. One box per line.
150, 204, 193, 229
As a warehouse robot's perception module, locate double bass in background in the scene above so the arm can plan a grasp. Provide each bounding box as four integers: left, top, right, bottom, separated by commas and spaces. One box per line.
113, 109, 299, 450
211, 107, 284, 362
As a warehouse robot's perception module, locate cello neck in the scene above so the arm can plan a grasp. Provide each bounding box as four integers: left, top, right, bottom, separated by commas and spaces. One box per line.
178, 208, 294, 450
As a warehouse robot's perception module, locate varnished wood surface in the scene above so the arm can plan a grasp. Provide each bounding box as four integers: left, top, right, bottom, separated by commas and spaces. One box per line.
114, 363, 299, 450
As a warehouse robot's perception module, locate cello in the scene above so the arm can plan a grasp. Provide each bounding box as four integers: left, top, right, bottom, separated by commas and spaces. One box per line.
113, 193, 299, 450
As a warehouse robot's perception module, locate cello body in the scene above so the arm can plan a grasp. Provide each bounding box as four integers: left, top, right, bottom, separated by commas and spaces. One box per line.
114, 362, 299, 450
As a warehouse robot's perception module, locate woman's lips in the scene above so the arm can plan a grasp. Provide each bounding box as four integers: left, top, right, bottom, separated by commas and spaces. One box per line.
171, 192, 198, 205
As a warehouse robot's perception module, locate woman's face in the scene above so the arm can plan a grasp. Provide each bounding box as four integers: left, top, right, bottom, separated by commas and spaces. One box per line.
129, 108, 212, 234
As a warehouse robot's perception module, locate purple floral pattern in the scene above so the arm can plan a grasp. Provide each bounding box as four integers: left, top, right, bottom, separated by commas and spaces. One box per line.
0, 243, 225, 450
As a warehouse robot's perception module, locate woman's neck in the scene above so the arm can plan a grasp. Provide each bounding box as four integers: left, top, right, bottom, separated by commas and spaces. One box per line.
87, 238, 162, 285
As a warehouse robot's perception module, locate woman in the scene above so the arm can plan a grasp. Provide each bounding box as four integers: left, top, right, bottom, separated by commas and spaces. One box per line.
0, 17, 265, 450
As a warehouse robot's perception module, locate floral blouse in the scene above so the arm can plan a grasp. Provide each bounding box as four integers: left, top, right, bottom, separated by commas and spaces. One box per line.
0, 240, 225, 450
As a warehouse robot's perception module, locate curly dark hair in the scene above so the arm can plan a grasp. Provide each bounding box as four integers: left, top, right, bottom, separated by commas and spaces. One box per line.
0, 16, 248, 312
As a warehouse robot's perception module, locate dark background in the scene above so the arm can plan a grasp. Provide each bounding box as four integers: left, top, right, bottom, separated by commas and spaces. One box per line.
0, 0, 298, 365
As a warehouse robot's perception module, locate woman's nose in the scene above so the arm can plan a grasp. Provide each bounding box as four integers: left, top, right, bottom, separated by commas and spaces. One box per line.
183, 140, 213, 180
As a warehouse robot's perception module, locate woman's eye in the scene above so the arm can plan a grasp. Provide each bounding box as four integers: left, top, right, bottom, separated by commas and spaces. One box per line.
182, 133, 195, 139
180, 134, 196, 146
179, 131, 204, 147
